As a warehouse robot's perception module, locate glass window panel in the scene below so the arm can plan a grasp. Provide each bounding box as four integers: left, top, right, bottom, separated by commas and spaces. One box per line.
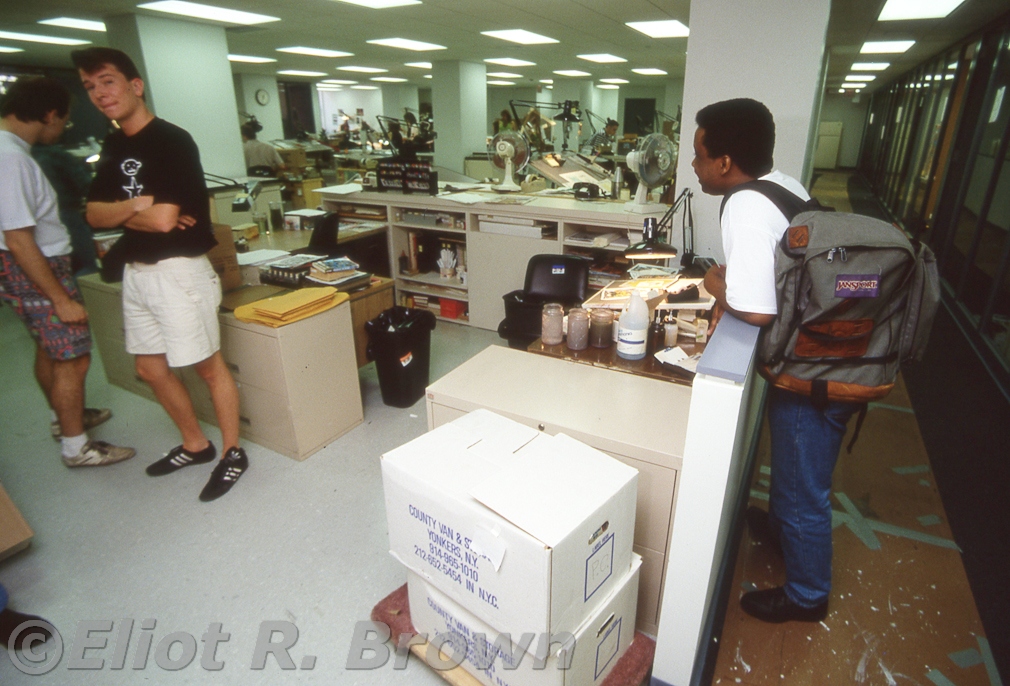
955, 34, 1010, 320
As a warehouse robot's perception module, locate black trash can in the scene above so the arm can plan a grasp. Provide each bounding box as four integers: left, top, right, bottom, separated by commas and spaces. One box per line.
365, 306, 437, 408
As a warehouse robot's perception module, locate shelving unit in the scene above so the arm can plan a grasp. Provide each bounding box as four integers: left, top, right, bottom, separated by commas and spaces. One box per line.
316, 188, 666, 332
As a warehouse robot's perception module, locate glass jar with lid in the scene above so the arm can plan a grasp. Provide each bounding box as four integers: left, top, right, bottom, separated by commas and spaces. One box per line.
566, 308, 589, 350
541, 303, 564, 345
589, 308, 615, 348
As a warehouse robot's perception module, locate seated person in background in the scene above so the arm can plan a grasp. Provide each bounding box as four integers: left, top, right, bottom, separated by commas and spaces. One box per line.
493, 109, 516, 134
521, 109, 550, 152
241, 123, 285, 176
581, 118, 619, 155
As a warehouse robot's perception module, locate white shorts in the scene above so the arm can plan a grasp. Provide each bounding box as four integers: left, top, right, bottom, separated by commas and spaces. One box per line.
122, 255, 223, 368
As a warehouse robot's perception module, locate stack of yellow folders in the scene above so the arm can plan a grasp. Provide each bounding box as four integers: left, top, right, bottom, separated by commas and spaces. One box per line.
234, 287, 348, 328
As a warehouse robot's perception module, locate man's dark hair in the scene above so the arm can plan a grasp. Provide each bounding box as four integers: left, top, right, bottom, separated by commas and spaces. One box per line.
71, 47, 142, 81
606, 118, 618, 128
0, 77, 71, 122
241, 123, 257, 140
695, 98, 775, 177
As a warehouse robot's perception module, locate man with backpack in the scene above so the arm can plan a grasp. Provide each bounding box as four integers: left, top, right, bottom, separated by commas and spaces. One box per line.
697, 98, 861, 623
696, 99, 938, 623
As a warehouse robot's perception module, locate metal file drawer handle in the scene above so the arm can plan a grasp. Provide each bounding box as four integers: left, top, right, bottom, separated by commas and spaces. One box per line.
239, 415, 252, 426
226, 362, 240, 374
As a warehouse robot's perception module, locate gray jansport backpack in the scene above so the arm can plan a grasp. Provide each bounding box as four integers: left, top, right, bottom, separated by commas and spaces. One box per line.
721, 181, 940, 414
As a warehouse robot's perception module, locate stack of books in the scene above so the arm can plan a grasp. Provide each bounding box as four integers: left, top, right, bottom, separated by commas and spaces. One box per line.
308, 257, 359, 282
258, 254, 321, 288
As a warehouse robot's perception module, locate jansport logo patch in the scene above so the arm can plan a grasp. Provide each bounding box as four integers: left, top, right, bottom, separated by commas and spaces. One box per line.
835, 274, 880, 298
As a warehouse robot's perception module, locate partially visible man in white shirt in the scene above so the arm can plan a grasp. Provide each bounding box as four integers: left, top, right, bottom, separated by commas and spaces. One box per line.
0, 77, 134, 466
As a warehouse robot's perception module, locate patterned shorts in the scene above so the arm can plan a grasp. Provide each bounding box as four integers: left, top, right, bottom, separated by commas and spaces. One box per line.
0, 251, 92, 361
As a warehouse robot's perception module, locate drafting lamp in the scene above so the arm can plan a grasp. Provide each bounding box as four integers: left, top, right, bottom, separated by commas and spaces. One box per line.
653, 108, 681, 135
625, 187, 693, 261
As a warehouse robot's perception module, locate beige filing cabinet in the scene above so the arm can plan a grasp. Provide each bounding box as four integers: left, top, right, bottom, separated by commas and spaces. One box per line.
425, 345, 690, 636
78, 274, 363, 461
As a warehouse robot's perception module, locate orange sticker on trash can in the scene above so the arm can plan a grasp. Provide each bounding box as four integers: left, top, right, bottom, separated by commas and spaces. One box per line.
400, 352, 413, 367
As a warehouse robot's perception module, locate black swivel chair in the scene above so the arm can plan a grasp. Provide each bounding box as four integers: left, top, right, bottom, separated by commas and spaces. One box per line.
292, 212, 340, 257
247, 165, 275, 178
497, 254, 590, 349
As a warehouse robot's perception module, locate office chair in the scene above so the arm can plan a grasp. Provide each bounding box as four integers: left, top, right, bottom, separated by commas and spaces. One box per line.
291, 212, 341, 258
497, 254, 590, 349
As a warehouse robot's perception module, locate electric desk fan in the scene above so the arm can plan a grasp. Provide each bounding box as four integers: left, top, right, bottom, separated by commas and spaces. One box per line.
490, 131, 530, 192
624, 133, 677, 213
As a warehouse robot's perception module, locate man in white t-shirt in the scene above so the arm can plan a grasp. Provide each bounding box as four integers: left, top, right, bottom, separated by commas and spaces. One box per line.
696, 99, 859, 623
0, 77, 134, 466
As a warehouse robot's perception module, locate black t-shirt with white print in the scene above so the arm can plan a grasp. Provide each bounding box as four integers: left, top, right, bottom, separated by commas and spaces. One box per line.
88, 117, 216, 264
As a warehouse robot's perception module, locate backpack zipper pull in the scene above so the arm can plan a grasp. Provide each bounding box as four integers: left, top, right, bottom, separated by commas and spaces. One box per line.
827, 248, 836, 263
840, 247, 847, 262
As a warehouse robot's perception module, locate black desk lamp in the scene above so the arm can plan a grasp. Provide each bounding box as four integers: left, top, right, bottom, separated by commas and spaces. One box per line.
625, 187, 693, 262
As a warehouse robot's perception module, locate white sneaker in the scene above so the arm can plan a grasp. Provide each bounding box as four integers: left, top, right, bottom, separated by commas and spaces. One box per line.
63, 440, 136, 468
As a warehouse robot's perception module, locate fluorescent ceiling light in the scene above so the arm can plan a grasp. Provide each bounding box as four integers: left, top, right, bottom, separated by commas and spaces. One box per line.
484, 57, 536, 67
368, 37, 446, 51
423, 74, 432, 79
277, 46, 353, 58
846, 74, 876, 81
878, 0, 966, 21
38, 17, 106, 32
228, 54, 277, 63
138, 1, 279, 25
404, 62, 431, 69
0, 30, 90, 46
947, 62, 958, 69
625, 19, 689, 38
539, 79, 553, 84
481, 29, 558, 45
632, 68, 667, 76
371, 76, 408, 82
841, 83, 866, 88
597, 84, 620, 89
331, 0, 421, 7
0, 46, 25, 53
277, 70, 328, 77
323, 79, 357, 84
351, 85, 379, 90
577, 53, 626, 64
600, 78, 629, 84
851, 62, 890, 71
487, 71, 521, 78
554, 70, 591, 77
860, 40, 915, 54
838, 89, 846, 93
338, 66, 388, 73
487, 80, 515, 86
316, 86, 343, 91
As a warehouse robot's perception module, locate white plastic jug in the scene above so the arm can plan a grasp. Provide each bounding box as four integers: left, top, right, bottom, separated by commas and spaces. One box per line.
617, 292, 648, 360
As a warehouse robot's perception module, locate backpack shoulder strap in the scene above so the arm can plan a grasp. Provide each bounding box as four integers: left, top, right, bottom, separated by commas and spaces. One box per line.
719, 179, 822, 222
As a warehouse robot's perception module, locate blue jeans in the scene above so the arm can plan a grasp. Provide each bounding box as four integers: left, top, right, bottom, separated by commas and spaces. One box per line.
767, 387, 860, 607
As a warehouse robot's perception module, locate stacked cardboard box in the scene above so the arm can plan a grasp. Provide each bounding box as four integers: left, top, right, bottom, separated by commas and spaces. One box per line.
382, 409, 641, 686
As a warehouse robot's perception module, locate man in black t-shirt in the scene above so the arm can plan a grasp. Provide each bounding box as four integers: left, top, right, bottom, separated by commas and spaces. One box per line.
73, 47, 248, 502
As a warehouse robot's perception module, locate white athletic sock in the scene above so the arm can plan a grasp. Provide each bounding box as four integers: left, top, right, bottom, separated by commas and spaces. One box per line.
62, 433, 88, 459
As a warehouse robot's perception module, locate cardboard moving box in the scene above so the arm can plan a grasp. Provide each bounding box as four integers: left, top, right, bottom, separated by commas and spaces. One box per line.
383, 409, 638, 638
208, 223, 242, 292
0, 482, 33, 561
407, 555, 641, 686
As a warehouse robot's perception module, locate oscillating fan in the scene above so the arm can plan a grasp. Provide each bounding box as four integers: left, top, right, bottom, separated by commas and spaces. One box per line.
489, 131, 530, 192
624, 133, 677, 213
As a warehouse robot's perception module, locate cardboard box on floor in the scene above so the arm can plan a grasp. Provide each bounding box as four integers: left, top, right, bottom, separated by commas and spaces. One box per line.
208, 223, 242, 292
0, 481, 33, 561
382, 409, 638, 638
407, 555, 641, 686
